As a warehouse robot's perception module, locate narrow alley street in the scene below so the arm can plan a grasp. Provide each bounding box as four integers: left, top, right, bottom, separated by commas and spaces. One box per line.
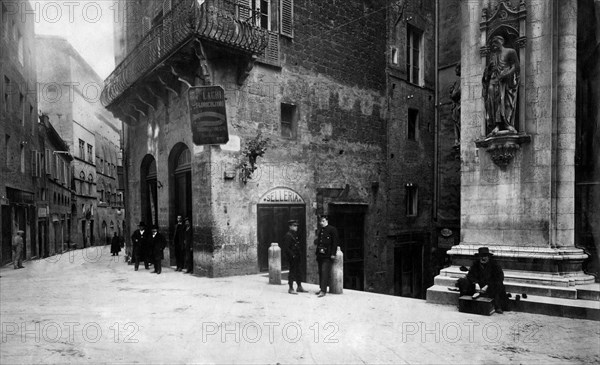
1, 246, 599, 364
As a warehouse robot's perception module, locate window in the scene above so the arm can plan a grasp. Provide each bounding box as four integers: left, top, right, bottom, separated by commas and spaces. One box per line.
87, 144, 93, 163
408, 108, 418, 141
17, 31, 23, 65
391, 46, 399, 65
19, 93, 24, 126
4, 76, 10, 112
253, 0, 271, 30
20, 144, 25, 173
280, 103, 297, 138
45, 148, 51, 174
406, 184, 418, 217
79, 139, 85, 160
406, 25, 423, 85
5, 134, 9, 167
2, 4, 8, 39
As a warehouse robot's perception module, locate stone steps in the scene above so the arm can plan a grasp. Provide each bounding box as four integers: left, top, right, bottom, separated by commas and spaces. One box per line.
426, 285, 600, 321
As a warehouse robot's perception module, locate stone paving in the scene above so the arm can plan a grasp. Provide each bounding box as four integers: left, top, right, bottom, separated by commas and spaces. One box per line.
1, 246, 599, 364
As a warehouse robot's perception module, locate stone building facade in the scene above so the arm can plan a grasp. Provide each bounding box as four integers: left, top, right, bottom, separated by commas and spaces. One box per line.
384, 0, 438, 298
0, 1, 40, 265
36, 35, 123, 250
104, 0, 390, 288
37, 115, 73, 257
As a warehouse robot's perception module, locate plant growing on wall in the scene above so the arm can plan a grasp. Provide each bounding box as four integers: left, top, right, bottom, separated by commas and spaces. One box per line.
239, 131, 270, 184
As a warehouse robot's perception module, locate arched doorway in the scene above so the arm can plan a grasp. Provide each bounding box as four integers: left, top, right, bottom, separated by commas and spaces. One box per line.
257, 187, 306, 276
102, 221, 108, 245
169, 144, 192, 221
141, 155, 158, 227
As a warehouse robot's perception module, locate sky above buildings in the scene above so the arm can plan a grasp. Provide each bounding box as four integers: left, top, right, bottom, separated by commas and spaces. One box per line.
31, 0, 115, 79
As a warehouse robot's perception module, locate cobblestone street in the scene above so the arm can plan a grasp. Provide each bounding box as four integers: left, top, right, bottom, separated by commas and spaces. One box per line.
0, 246, 598, 364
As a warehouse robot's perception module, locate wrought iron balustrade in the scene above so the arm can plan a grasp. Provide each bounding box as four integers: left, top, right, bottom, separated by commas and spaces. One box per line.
101, 0, 269, 107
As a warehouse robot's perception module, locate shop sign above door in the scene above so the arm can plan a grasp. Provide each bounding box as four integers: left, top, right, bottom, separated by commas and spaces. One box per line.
260, 188, 305, 204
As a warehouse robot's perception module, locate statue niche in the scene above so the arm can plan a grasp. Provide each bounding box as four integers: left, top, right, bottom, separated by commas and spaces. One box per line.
482, 35, 519, 136
475, 0, 530, 168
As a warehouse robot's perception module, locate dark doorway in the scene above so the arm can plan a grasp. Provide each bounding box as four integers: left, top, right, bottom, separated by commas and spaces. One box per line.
394, 242, 424, 298
82, 220, 87, 248
38, 220, 48, 257
329, 206, 366, 291
257, 204, 306, 276
1, 206, 11, 265
141, 155, 158, 227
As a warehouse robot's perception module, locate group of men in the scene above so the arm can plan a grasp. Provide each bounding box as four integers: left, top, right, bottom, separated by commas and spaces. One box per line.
130, 215, 193, 275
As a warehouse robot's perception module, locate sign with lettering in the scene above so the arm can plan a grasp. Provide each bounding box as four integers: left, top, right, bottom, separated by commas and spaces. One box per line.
260, 188, 305, 204
189, 86, 229, 145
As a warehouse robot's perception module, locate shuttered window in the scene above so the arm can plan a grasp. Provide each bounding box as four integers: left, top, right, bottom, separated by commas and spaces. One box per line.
279, 0, 293, 38
258, 31, 280, 66
31, 150, 38, 177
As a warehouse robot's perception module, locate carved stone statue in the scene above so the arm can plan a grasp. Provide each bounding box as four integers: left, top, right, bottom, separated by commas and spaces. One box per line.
449, 62, 461, 146
482, 35, 519, 136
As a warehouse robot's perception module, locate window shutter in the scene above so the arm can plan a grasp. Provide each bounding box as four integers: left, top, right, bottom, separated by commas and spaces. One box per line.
238, 0, 251, 22
31, 150, 37, 177
45, 149, 50, 175
163, 0, 172, 14
279, 0, 293, 38
142, 16, 151, 34
258, 31, 280, 66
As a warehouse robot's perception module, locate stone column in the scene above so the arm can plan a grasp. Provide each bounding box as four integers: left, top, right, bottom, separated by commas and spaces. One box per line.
443, 0, 593, 288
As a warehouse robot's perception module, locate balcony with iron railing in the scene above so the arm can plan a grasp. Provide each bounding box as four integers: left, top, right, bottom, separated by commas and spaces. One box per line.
101, 0, 270, 109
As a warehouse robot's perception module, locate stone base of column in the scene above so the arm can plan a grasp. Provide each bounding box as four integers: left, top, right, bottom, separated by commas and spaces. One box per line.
446, 245, 595, 286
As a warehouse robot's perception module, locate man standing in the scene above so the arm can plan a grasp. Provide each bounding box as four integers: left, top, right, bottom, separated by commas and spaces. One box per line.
184, 217, 194, 274
173, 215, 185, 272
314, 215, 338, 298
111, 232, 121, 256
150, 225, 167, 274
131, 222, 149, 271
12, 230, 25, 269
283, 220, 306, 295
457, 247, 508, 314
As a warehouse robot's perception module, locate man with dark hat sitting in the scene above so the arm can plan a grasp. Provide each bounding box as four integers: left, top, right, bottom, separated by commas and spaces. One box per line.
283, 219, 306, 294
457, 247, 508, 313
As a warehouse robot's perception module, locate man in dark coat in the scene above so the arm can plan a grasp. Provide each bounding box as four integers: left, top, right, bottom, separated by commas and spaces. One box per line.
172, 215, 185, 271
457, 247, 508, 313
184, 217, 194, 274
283, 220, 306, 295
314, 215, 338, 297
110, 232, 121, 256
131, 222, 150, 271
150, 225, 167, 274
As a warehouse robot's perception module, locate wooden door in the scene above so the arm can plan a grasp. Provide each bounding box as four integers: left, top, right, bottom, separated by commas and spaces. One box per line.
257, 204, 305, 276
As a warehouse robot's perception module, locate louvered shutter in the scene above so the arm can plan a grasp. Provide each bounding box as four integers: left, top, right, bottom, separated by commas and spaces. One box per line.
163, 0, 172, 14
238, 0, 252, 22
279, 0, 293, 38
45, 149, 50, 175
31, 150, 37, 177
142, 16, 151, 34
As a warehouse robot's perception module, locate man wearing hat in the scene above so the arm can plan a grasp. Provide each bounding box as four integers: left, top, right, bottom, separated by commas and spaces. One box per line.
457, 247, 508, 313
314, 215, 339, 297
283, 219, 306, 294
12, 230, 25, 269
131, 222, 150, 271
184, 217, 194, 274
150, 225, 167, 274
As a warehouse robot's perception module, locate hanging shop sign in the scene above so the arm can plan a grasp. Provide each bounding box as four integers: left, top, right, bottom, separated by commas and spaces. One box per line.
188, 85, 229, 146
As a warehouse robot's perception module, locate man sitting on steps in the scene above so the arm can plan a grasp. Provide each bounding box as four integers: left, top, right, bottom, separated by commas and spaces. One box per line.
456, 247, 508, 314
